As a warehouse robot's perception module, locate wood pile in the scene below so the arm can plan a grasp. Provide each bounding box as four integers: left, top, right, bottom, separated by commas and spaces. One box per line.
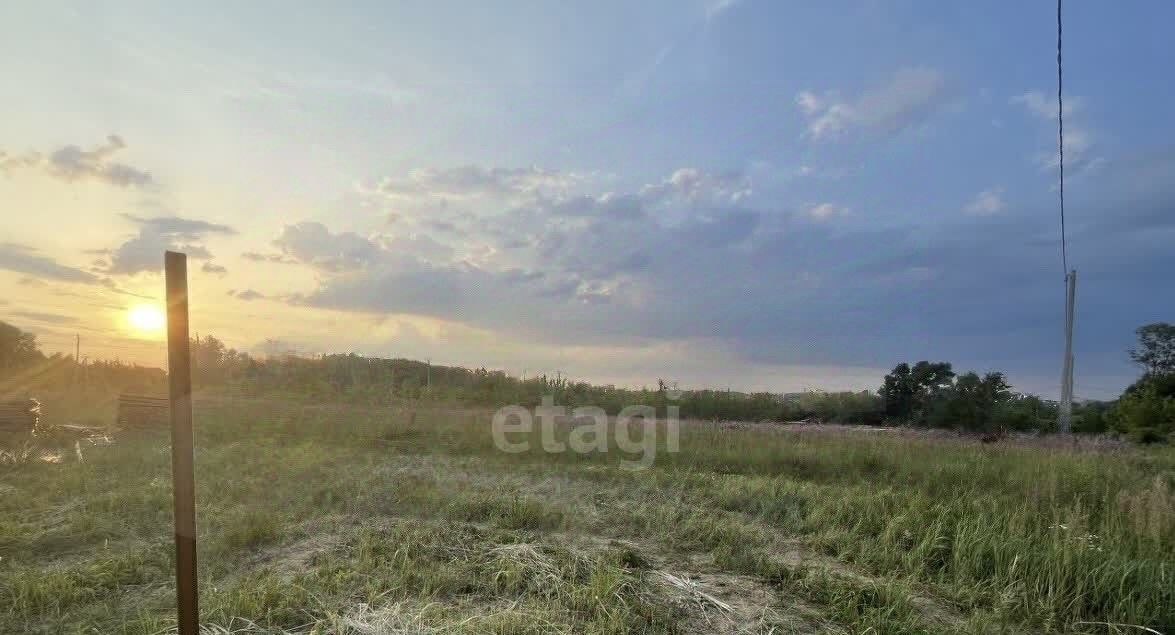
117, 394, 169, 430
0, 398, 40, 437
37, 423, 112, 446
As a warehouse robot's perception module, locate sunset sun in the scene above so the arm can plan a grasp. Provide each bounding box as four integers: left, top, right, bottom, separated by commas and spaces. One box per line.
127, 304, 165, 334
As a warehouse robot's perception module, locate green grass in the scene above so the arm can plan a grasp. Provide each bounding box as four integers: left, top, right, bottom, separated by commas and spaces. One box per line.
1, 397, 1172, 634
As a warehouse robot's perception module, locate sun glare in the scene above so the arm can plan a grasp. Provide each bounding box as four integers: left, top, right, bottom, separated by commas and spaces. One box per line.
127, 304, 165, 333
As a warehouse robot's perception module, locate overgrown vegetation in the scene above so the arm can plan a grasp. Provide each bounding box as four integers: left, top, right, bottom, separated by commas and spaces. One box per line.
1106, 323, 1175, 443
2, 398, 1172, 633
3, 318, 1175, 631
879, 361, 1060, 434
4, 317, 1175, 443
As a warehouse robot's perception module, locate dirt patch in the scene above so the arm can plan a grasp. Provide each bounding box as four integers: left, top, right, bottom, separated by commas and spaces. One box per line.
653, 568, 828, 634
243, 514, 351, 578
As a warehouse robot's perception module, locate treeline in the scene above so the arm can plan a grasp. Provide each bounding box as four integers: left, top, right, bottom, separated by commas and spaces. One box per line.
873, 322, 1175, 441
187, 334, 883, 421
0, 321, 165, 400
876, 361, 1105, 435
191, 335, 803, 419
185, 324, 1175, 440
3, 319, 1172, 440
184, 335, 1047, 430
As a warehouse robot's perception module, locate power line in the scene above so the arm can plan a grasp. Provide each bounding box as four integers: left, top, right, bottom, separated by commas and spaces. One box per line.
1057, 0, 1068, 274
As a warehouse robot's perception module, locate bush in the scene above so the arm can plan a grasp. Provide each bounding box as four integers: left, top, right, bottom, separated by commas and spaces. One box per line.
919, 371, 1011, 433
1072, 401, 1109, 434
792, 391, 883, 424
1108, 381, 1175, 444
992, 395, 1056, 432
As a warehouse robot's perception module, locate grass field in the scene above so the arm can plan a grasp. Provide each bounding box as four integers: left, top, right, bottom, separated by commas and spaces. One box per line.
1, 397, 1173, 634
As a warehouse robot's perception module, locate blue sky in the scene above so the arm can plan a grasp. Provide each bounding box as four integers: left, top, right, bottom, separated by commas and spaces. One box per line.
1, 1, 1173, 398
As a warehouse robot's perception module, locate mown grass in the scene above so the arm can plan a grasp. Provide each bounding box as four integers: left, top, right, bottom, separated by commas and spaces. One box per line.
0, 397, 1172, 634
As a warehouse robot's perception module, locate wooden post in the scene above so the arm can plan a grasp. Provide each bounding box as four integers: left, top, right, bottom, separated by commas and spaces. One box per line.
165, 251, 199, 634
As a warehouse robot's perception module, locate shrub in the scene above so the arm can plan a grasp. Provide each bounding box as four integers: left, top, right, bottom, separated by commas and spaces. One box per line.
1108, 380, 1175, 444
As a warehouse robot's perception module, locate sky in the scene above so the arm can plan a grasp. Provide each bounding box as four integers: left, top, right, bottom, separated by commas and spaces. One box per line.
2, 1, 1173, 399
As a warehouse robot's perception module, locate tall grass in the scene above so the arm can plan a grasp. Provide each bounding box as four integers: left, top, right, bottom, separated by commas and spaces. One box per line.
1, 396, 1171, 633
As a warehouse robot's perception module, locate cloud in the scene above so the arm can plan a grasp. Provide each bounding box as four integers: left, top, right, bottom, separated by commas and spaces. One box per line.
241, 251, 298, 264
1039, 129, 1103, 176
804, 202, 847, 221
271, 222, 382, 272
121, 214, 236, 238
705, 0, 741, 21
638, 168, 752, 206
275, 167, 776, 332
963, 188, 1006, 216
5, 310, 78, 325
795, 91, 856, 140
251, 338, 313, 358
258, 159, 1175, 398
370, 165, 578, 204
1, 135, 153, 187
797, 67, 948, 141
1010, 91, 1081, 121
228, 289, 266, 301
0, 150, 42, 172
105, 214, 234, 275
107, 234, 207, 275
0, 243, 103, 285
277, 166, 770, 322
17, 277, 49, 288
201, 262, 227, 275
1012, 91, 1101, 177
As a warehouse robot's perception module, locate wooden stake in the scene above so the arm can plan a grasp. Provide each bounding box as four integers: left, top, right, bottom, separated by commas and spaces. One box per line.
165, 251, 199, 634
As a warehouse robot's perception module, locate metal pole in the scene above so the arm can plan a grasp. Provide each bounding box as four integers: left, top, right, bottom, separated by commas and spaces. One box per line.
165, 251, 199, 634
1058, 269, 1076, 433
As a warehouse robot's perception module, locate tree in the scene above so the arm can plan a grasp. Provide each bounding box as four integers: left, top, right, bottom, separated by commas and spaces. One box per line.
910, 361, 956, 417
0, 320, 44, 371
880, 362, 915, 419
995, 393, 1058, 432
1129, 322, 1175, 376
1108, 384, 1175, 443
1110, 322, 1175, 443
1073, 400, 1110, 434
880, 361, 954, 422
910, 361, 956, 393
928, 371, 1011, 433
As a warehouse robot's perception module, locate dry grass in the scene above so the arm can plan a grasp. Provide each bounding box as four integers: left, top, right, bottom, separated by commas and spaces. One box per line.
1, 396, 1172, 634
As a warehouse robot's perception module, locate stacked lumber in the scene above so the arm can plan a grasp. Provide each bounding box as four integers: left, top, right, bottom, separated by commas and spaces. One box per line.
117, 394, 169, 430
0, 398, 40, 437
37, 423, 112, 446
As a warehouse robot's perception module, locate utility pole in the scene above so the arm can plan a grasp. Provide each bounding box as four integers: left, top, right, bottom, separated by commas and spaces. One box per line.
426, 359, 431, 390
1058, 269, 1076, 433
74, 334, 80, 384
